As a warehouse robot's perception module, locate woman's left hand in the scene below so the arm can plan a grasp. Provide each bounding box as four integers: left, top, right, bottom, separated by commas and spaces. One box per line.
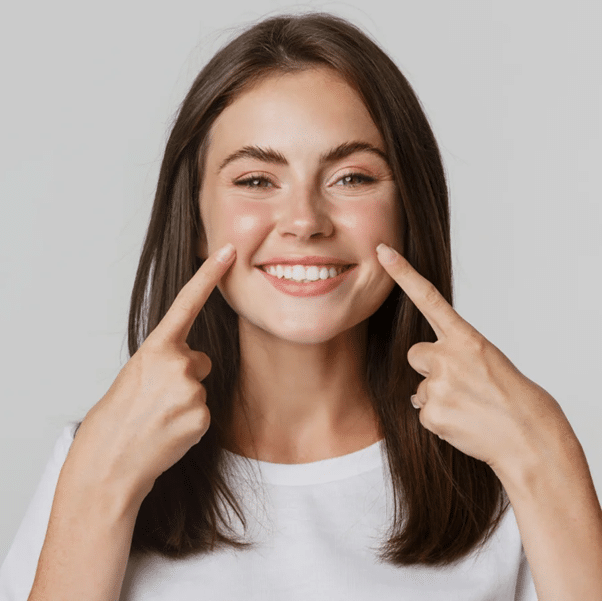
375, 243, 574, 477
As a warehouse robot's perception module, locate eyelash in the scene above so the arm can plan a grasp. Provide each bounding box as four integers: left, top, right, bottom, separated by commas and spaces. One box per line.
233, 172, 376, 190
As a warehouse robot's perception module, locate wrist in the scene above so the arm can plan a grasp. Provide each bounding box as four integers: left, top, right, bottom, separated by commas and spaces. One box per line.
60, 450, 147, 522
488, 387, 580, 492
491, 422, 585, 500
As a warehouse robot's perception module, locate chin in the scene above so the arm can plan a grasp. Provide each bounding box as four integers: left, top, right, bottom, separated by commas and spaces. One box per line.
249, 310, 368, 345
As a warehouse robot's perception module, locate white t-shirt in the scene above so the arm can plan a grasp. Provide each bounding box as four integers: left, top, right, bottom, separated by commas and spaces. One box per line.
0, 421, 538, 600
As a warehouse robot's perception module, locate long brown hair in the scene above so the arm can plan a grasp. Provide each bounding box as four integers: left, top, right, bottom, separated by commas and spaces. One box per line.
80, 11, 509, 566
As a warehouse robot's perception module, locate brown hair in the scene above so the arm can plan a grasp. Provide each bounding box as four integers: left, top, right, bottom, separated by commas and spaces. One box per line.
80, 11, 509, 566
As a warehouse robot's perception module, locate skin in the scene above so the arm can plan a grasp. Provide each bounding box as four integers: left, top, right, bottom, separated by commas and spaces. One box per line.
374, 244, 602, 599
197, 66, 402, 463
192, 65, 602, 597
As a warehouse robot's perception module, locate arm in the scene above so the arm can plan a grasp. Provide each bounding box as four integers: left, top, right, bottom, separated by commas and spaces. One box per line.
27, 451, 145, 601
494, 412, 602, 601
373, 244, 602, 598
26, 245, 238, 600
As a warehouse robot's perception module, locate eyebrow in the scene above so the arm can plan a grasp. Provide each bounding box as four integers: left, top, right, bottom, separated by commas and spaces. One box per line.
217, 141, 390, 174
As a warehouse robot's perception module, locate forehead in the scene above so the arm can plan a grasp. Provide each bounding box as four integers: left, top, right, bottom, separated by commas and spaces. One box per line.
206, 67, 384, 162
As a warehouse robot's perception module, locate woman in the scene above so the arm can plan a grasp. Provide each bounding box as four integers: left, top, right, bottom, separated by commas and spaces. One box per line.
2, 11, 601, 600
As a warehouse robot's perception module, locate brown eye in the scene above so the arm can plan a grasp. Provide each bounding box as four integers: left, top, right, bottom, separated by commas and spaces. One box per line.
336, 173, 376, 187
234, 174, 274, 189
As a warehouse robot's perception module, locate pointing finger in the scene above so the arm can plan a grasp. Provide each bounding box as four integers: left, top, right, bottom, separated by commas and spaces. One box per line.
150, 242, 236, 345
376, 243, 464, 339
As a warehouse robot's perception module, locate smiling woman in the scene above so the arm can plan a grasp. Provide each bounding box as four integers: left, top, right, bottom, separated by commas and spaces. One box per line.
3, 9, 601, 601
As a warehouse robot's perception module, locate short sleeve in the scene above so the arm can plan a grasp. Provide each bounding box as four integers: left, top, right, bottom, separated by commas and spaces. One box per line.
0, 422, 79, 601
515, 544, 539, 600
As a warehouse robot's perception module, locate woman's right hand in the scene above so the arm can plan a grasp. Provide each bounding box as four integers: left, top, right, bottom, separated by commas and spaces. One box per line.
66, 243, 237, 505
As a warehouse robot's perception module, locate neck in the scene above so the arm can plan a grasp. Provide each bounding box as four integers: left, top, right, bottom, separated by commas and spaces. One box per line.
225, 318, 382, 463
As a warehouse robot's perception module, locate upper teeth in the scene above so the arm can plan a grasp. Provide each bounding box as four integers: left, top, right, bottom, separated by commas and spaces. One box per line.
262, 264, 349, 282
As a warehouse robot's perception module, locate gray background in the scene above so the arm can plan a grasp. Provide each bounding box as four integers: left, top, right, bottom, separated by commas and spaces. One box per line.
1, 0, 600, 561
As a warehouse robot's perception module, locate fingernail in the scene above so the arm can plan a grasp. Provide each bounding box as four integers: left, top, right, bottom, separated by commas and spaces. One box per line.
376, 243, 397, 263
216, 243, 235, 263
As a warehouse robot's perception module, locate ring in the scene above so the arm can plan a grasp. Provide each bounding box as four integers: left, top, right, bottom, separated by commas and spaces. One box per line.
410, 394, 420, 409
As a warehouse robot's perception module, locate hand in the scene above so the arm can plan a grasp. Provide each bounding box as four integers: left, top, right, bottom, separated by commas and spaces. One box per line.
375, 243, 572, 477
69, 243, 237, 503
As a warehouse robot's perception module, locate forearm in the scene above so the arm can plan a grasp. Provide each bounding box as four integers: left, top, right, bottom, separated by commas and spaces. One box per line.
496, 430, 602, 601
28, 454, 143, 601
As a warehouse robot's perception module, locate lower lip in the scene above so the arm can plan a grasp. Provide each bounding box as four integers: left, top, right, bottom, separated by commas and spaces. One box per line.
256, 265, 357, 297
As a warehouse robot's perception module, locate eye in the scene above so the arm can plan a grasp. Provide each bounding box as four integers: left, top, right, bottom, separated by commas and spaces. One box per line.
234, 174, 274, 189
335, 172, 376, 187
233, 172, 376, 190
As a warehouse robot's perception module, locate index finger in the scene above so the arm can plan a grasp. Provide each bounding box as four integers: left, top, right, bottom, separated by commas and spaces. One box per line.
376, 244, 464, 339
150, 243, 236, 345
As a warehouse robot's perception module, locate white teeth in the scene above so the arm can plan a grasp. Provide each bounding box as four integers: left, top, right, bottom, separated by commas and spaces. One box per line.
263, 264, 348, 282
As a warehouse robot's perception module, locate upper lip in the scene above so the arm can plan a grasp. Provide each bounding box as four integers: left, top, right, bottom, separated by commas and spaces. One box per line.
257, 256, 355, 267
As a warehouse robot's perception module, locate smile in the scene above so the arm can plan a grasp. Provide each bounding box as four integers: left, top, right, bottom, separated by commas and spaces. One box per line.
260, 263, 353, 283
256, 264, 357, 297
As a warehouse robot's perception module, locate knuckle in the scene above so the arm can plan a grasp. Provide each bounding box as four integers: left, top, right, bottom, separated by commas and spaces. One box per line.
135, 345, 162, 375
158, 396, 184, 424
424, 283, 443, 309
179, 379, 201, 405
193, 404, 211, 436
398, 259, 413, 278
464, 330, 486, 353
164, 382, 204, 421
193, 382, 207, 404
420, 402, 445, 432
427, 377, 447, 398
173, 291, 197, 316
143, 326, 172, 351
171, 353, 195, 374
192, 351, 212, 378
407, 344, 419, 364
140, 336, 178, 363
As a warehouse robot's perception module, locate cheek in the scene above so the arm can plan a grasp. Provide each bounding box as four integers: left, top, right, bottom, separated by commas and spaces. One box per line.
210, 199, 271, 248
338, 201, 399, 246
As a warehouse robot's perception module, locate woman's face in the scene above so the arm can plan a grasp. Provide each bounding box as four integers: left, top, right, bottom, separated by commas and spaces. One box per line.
198, 67, 402, 344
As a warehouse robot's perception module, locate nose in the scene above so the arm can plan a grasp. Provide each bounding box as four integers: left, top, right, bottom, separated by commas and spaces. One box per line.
275, 185, 334, 241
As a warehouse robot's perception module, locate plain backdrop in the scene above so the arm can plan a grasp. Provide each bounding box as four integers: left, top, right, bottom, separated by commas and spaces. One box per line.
1, 0, 600, 561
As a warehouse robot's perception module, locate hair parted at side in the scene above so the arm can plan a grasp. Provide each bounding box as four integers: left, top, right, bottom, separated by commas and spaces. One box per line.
77, 11, 509, 567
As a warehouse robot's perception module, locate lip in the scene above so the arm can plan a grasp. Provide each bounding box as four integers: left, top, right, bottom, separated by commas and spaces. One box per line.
256, 264, 358, 297
257, 256, 354, 267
